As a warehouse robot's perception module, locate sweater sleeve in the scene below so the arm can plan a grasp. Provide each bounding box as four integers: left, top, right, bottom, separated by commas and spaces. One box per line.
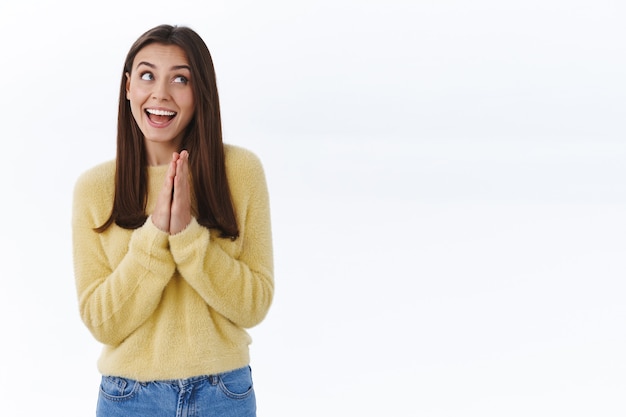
72, 173, 176, 346
168, 152, 274, 328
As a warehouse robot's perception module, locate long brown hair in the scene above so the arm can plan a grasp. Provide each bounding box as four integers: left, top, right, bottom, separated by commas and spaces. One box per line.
96, 24, 239, 239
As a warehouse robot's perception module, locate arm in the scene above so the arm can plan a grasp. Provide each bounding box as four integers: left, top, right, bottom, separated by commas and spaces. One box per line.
169, 153, 274, 328
72, 174, 175, 346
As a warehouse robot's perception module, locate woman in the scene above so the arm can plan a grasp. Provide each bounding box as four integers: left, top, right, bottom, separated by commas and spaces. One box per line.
72, 24, 273, 417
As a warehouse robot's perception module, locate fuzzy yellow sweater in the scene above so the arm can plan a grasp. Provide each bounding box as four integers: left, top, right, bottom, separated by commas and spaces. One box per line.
72, 145, 273, 381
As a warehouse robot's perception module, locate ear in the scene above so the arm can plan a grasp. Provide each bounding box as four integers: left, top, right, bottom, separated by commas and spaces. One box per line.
125, 72, 131, 100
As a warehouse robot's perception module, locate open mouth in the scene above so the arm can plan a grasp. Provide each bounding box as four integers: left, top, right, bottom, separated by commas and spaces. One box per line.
145, 108, 177, 124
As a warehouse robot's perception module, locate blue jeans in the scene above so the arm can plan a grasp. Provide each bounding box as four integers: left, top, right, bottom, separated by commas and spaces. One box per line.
96, 366, 256, 417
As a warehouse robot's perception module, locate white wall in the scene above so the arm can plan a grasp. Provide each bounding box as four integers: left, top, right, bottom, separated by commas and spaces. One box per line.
1, 1, 625, 415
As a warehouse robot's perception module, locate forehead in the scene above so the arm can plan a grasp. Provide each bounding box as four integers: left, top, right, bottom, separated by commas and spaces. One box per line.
132, 43, 190, 69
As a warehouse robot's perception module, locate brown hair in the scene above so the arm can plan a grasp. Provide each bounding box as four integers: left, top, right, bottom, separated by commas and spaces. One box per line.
96, 24, 239, 239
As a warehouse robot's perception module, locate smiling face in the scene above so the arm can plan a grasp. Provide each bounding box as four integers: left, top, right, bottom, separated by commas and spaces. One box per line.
126, 43, 195, 165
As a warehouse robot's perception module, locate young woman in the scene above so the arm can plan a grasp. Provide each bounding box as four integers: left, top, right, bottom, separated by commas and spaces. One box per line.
72, 24, 274, 417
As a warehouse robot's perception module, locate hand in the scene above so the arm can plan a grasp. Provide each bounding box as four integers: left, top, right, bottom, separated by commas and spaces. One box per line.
151, 153, 178, 233
169, 150, 192, 235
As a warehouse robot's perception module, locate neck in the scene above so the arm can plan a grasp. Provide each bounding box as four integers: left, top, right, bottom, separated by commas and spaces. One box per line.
144, 141, 180, 166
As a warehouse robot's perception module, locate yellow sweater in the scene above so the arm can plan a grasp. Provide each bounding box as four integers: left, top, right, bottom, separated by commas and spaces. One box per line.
72, 145, 273, 381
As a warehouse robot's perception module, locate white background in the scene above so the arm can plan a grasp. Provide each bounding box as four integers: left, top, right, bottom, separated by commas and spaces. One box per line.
1, 1, 625, 416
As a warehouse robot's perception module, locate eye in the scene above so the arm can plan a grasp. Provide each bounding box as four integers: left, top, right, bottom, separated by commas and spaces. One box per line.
140, 72, 154, 81
173, 75, 189, 84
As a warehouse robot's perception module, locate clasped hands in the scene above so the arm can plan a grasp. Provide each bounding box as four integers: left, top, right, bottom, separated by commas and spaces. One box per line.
152, 150, 192, 235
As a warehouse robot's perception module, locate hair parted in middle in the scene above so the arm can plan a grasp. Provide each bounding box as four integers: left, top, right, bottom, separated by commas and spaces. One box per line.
96, 24, 239, 239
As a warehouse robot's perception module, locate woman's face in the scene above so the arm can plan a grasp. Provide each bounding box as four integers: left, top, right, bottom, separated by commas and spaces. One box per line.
126, 43, 195, 157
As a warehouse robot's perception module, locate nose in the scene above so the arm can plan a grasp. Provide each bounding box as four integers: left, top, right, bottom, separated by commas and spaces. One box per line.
152, 78, 171, 101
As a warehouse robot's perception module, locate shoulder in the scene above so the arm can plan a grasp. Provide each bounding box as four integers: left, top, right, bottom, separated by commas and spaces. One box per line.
224, 144, 263, 170
223, 144, 269, 200
224, 144, 266, 181
73, 160, 116, 200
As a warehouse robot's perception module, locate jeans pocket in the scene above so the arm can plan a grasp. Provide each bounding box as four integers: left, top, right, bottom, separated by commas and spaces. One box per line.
99, 376, 141, 401
217, 366, 254, 399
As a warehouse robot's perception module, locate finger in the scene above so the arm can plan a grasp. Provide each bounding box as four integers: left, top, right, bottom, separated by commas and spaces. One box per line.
181, 150, 190, 179
153, 175, 173, 233
175, 150, 189, 182
170, 151, 191, 234
152, 157, 179, 233
181, 150, 189, 171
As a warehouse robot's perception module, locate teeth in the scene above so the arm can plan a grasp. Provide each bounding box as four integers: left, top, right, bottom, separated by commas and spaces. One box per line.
146, 108, 176, 116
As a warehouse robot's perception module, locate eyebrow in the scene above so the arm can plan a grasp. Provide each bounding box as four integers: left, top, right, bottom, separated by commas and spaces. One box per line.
136, 61, 191, 72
